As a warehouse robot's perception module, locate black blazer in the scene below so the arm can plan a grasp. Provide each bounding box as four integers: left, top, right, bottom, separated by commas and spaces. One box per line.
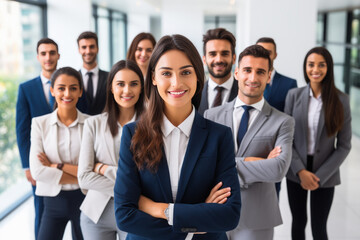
78, 69, 109, 115
198, 78, 238, 115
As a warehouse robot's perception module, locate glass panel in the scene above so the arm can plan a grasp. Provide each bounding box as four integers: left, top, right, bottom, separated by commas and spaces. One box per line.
97, 16, 110, 71
0, 0, 44, 217
350, 84, 360, 136
317, 13, 324, 43
112, 19, 126, 64
97, 6, 109, 17
326, 11, 347, 43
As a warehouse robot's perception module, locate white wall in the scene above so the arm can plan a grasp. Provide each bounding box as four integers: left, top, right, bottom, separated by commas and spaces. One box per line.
127, 13, 151, 49
236, 0, 318, 86
161, 0, 204, 57
47, 0, 92, 69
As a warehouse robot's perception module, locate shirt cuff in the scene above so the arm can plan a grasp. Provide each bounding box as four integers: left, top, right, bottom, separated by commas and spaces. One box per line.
168, 203, 174, 225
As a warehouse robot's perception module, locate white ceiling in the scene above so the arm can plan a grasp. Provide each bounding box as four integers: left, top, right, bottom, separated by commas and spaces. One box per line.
92, 0, 360, 16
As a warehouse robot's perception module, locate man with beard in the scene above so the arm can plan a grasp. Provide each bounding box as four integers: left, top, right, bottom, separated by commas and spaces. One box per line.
204, 45, 294, 240
16, 38, 60, 239
77, 31, 108, 115
198, 28, 238, 115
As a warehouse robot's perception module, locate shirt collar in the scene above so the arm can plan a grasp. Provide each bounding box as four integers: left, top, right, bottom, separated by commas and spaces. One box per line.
40, 72, 50, 85
49, 109, 85, 126
234, 96, 264, 112
81, 65, 99, 76
309, 87, 322, 100
162, 106, 195, 138
270, 69, 276, 85
208, 74, 234, 91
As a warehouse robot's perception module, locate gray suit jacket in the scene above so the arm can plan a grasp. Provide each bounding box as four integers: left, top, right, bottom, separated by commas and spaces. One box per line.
204, 99, 295, 230
284, 85, 352, 187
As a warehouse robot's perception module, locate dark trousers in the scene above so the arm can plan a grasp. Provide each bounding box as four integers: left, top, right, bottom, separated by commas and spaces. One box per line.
32, 185, 44, 240
287, 178, 334, 240
38, 189, 85, 240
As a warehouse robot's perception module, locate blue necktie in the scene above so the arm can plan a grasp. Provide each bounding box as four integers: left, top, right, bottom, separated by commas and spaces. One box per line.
48, 81, 55, 110
237, 105, 253, 148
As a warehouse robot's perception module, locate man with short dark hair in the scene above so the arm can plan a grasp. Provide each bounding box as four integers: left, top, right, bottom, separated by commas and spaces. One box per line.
16, 37, 60, 239
205, 45, 295, 240
256, 37, 297, 197
199, 28, 238, 115
76, 31, 108, 115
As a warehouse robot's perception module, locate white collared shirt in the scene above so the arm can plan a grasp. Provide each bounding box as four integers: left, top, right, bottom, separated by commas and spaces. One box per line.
81, 65, 99, 98
114, 114, 137, 159
162, 107, 195, 240
40, 73, 51, 104
233, 97, 264, 153
307, 88, 322, 155
269, 69, 276, 86
208, 75, 234, 107
56, 111, 82, 190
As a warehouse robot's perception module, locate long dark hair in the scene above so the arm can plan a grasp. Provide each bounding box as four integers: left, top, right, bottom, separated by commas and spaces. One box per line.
126, 32, 156, 61
50, 67, 83, 109
303, 47, 344, 137
104, 60, 145, 137
131, 34, 204, 171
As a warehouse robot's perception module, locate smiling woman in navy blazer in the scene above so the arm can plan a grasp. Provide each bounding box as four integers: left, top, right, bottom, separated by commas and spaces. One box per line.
285, 47, 352, 240
114, 34, 241, 240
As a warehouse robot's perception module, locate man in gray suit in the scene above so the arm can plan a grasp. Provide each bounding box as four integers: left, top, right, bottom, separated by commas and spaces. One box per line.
204, 45, 295, 240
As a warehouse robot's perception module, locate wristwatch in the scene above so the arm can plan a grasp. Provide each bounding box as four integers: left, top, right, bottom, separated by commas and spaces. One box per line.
57, 163, 64, 170
164, 205, 170, 221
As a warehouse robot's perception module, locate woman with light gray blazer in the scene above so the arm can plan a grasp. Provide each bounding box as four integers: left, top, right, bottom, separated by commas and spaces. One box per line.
78, 60, 145, 240
284, 47, 352, 240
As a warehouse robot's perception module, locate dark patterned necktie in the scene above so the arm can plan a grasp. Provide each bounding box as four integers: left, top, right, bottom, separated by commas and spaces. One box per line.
212, 86, 225, 107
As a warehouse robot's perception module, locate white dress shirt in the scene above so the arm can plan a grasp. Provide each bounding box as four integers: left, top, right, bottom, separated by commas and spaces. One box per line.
233, 97, 264, 153
269, 69, 276, 86
40, 73, 51, 104
81, 65, 99, 98
307, 89, 322, 155
162, 107, 195, 240
208, 75, 234, 107
56, 114, 83, 190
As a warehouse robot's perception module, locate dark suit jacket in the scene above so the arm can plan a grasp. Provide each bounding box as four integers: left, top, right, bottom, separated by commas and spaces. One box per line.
16, 76, 88, 169
284, 85, 352, 187
78, 69, 108, 115
264, 71, 297, 112
198, 78, 238, 115
114, 112, 241, 240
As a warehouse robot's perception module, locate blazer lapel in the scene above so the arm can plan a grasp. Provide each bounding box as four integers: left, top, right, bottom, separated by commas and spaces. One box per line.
156, 151, 174, 202
176, 113, 208, 202
35, 77, 53, 112
228, 78, 238, 101
238, 101, 271, 156
315, 106, 325, 149
300, 86, 310, 151
224, 100, 235, 132
268, 72, 281, 101
47, 111, 61, 163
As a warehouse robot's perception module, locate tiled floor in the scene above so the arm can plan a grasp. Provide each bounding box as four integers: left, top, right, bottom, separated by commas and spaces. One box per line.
1, 137, 360, 240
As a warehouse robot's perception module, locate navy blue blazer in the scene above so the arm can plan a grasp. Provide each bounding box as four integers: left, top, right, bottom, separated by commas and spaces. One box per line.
114, 112, 241, 240
264, 71, 297, 112
198, 79, 238, 115
77, 69, 108, 115
16, 76, 87, 169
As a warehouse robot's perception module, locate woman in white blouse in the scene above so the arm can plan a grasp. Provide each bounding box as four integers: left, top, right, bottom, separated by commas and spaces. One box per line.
30, 67, 88, 240
284, 47, 352, 240
78, 60, 145, 240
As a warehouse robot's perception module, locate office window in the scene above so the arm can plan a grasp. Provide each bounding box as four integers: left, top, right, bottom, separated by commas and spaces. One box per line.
93, 5, 127, 71
318, 9, 360, 136
0, 0, 46, 220
204, 15, 236, 37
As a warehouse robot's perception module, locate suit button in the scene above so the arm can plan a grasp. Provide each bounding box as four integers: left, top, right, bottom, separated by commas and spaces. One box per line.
181, 228, 197, 232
